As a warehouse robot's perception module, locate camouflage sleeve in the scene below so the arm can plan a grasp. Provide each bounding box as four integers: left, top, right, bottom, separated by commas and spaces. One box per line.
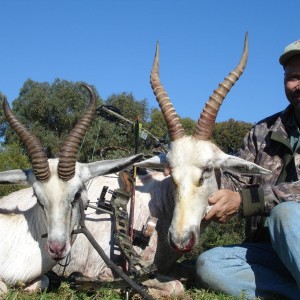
221, 127, 297, 218
271, 181, 300, 203
243, 125, 300, 215
238, 178, 300, 217
222, 174, 267, 218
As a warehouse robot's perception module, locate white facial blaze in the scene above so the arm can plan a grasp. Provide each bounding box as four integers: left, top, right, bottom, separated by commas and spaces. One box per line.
162, 136, 271, 252
33, 160, 83, 259
167, 137, 220, 244
172, 167, 199, 234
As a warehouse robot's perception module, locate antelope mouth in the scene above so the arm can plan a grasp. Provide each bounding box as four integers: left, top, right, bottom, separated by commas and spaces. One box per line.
52, 255, 66, 261
169, 231, 196, 254
49, 250, 68, 261
47, 240, 69, 261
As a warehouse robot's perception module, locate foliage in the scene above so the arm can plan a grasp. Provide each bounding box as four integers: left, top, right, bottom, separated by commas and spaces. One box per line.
181, 117, 196, 135
213, 119, 253, 155
2, 79, 103, 161
95, 93, 153, 159
146, 108, 168, 142
4, 284, 255, 300
146, 109, 196, 144
4, 284, 259, 300
0, 142, 31, 197
5, 281, 122, 300
106, 93, 149, 124
1, 79, 251, 163
92, 118, 137, 160
0, 80, 157, 173
0, 142, 30, 170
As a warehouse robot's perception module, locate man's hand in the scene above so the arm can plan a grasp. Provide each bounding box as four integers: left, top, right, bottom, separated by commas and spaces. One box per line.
204, 189, 241, 223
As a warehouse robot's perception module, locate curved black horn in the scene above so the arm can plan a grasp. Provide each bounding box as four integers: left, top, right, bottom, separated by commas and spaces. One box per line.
58, 84, 96, 181
2, 98, 50, 182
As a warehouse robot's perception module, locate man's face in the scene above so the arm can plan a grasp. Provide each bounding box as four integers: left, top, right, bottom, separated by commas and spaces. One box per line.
284, 55, 300, 109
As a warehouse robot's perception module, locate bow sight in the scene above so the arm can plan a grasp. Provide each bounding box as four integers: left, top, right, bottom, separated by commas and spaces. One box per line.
96, 104, 168, 153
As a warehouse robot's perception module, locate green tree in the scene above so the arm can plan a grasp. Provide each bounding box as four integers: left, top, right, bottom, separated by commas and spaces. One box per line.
146, 108, 168, 142
95, 93, 152, 159
181, 117, 196, 135
213, 118, 253, 154
3, 79, 102, 162
105, 93, 149, 123
146, 109, 196, 146
0, 142, 31, 196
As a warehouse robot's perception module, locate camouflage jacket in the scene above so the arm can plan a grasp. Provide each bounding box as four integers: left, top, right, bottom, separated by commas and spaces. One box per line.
222, 104, 300, 242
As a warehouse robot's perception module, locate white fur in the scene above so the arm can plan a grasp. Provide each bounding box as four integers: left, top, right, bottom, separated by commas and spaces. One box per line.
136, 136, 271, 253
0, 154, 141, 292
55, 171, 179, 273
54, 171, 185, 298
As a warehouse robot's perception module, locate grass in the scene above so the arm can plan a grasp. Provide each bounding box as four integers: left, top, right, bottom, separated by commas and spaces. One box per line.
3, 284, 252, 300
2, 217, 284, 300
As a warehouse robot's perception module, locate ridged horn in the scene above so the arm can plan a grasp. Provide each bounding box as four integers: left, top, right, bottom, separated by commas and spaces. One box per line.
150, 42, 185, 141
58, 84, 96, 181
193, 32, 248, 140
2, 98, 50, 182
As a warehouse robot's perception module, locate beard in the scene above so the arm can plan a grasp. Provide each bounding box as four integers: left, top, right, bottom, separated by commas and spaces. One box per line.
287, 88, 300, 107
291, 88, 300, 98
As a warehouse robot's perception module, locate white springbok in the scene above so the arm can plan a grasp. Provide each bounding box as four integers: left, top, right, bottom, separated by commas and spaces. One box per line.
0, 84, 142, 293
53, 34, 271, 298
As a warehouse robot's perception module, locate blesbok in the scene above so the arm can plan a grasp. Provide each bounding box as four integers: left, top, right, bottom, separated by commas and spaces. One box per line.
0, 84, 142, 293
53, 34, 271, 298
54, 170, 185, 298
135, 33, 272, 254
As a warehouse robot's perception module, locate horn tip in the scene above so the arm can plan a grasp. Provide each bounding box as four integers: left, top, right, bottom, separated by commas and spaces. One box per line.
244, 32, 249, 49
155, 41, 160, 58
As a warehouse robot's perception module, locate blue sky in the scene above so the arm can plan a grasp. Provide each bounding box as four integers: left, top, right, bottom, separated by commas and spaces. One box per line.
0, 1, 299, 123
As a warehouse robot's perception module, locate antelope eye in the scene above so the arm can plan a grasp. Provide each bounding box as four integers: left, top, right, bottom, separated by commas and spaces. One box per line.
72, 191, 81, 207
74, 191, 81, 199
197, 177, 204, 187
204, 167, 213, 173
203, 167, 213, 179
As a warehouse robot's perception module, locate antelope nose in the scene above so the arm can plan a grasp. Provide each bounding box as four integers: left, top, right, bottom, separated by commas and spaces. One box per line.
48, 241, 66, 255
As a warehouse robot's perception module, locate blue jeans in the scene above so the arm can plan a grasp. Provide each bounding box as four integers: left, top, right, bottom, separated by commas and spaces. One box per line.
196, 202, 300, 299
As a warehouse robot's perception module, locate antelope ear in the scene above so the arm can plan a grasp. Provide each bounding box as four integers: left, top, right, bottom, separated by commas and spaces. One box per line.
0, 169, 35, 185
218, 154, 271, 175
80, 153, 143, 182
134, 153, 169, 171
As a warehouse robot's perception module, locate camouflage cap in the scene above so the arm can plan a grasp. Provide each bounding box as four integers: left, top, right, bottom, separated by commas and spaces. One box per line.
279, 40, 300, 66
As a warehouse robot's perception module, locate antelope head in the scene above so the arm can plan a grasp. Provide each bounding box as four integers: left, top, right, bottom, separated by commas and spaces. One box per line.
0, 84, 142, 260
136, 34, 271, 253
